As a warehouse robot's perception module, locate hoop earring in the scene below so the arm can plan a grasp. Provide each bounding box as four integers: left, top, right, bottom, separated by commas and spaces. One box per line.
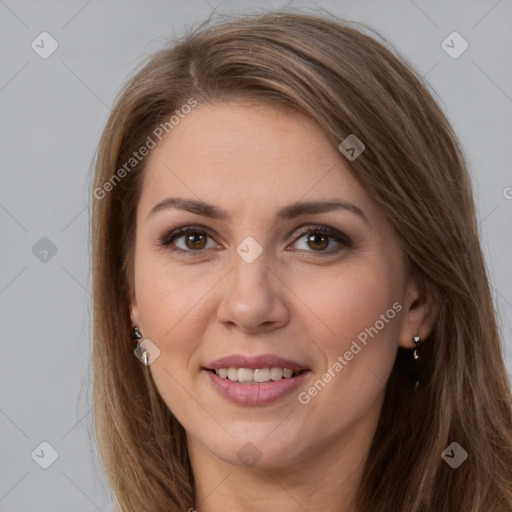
131, 326, 150, 366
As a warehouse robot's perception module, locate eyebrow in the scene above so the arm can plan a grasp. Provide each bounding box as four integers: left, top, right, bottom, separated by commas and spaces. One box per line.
148, 197, 369, 225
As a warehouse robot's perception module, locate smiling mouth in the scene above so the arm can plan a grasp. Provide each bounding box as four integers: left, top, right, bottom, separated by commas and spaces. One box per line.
206, 367, 308, 384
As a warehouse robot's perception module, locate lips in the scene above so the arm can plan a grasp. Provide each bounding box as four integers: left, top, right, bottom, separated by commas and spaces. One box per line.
202, 353, 311, 405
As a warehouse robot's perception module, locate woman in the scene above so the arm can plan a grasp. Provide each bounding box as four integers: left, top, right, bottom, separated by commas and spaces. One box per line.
91, 10, 512, 512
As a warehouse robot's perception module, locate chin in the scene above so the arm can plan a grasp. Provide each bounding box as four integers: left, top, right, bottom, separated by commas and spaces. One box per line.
202, 430, 304, 470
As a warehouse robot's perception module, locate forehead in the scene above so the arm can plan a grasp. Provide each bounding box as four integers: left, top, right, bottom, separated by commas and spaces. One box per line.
137, 101, 374, 221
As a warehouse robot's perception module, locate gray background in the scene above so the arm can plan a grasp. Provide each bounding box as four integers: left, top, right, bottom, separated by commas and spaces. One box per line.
1, 0, 511, 510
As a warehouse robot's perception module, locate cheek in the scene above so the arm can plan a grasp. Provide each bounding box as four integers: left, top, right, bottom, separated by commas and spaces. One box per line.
134, 257, 213, 418
292, 268, 402, 427
134, 254, 218, 366
295, 265, 402, 370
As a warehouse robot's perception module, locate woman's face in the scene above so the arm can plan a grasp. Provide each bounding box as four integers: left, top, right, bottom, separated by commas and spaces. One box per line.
129, 101, 426, 470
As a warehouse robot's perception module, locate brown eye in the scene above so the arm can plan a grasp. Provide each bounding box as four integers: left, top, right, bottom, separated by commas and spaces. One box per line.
161, 226, 217, 255
290, 225, 352, 254
183, 232, 207, 250
305, 232, 329, 251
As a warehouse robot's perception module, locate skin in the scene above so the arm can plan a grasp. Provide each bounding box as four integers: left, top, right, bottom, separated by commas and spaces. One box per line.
128, 101, 439, 512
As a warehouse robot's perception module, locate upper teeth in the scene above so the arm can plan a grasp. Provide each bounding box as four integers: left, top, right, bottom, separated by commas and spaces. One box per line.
215, 367, 294, 383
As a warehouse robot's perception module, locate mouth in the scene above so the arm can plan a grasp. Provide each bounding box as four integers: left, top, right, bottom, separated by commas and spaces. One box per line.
202, 354, 311, 405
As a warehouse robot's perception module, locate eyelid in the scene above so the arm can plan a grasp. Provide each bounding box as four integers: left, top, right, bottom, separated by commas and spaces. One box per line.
288, 224, 353, 249
160, 224, 213, 247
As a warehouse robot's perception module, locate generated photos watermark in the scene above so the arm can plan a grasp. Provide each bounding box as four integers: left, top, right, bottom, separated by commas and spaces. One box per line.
298, 301, 403, 404
94, 98, 198, 200
441, 442, 468, 469
338, 134, 365, 161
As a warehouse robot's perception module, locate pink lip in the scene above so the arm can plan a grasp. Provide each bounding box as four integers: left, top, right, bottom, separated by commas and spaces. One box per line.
205, 353, 308, 371
204, 369, 310, 406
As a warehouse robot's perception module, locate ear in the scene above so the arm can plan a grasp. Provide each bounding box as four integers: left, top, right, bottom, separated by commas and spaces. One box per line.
398, 271, 440, 350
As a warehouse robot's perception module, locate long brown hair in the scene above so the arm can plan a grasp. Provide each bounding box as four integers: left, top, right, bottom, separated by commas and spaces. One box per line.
91, 10, 512, 511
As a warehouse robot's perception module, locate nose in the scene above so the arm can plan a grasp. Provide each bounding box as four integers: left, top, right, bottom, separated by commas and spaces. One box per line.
216, 252, 290, 333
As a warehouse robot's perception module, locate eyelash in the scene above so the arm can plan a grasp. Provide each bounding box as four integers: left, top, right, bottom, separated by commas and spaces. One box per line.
159, 224, 352, 257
